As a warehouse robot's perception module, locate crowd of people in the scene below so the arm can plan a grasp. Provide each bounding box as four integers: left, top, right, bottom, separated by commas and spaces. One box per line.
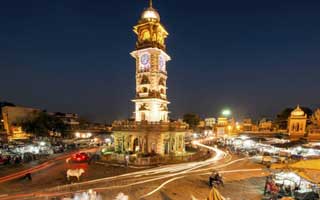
264, 175, 319, 200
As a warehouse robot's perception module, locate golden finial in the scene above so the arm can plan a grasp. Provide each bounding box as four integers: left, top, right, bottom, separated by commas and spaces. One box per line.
149, 0, 153, 8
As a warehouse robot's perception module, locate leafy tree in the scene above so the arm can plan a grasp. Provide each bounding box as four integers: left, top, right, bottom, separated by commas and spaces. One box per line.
311, 109, 320, 127
18, 112, 67, 137
275, 108, 293, 130
183, 113, 200, 130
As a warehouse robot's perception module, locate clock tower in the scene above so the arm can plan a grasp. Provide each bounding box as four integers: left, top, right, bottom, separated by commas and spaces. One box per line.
131, 0, 170, 122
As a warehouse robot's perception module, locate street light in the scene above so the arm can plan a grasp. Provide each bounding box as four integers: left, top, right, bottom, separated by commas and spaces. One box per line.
222, 109, 231, 117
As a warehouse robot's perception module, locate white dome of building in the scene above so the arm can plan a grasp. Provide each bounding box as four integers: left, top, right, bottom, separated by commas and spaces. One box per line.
291, 105, 305, 116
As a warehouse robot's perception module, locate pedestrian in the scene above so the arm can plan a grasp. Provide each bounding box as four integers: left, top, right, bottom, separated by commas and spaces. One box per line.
125, 154, 129, 167
24, 173, 32, 181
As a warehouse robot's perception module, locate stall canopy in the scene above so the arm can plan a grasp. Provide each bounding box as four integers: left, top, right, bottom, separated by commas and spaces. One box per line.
288, 159, 320, 184
271, 159, 320, 184
296, 169, 320, 184
289, 159, 320, 171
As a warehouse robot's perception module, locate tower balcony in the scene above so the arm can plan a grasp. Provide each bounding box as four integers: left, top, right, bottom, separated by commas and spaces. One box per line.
139, 92, 149, 98
136, 91, 167, 100
112, 120, 189, 132
160, 93, 167, 99
136, 41, 166, 51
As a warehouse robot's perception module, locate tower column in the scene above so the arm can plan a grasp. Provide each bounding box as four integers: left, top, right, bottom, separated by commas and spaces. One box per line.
131, 3, 170, 122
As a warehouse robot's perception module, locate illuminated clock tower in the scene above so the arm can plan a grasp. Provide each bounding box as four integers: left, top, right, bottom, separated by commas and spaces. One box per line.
131, 0, 170, 122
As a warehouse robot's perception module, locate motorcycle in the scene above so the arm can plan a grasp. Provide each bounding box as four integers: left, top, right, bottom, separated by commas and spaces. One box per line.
209, 176, 224, 187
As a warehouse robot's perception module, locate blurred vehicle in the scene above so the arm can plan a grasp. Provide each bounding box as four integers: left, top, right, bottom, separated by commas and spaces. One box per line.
52, 145, 64, 153
71, 152, 89, 162
0, 156, 8, 165
290, 154, 303, 160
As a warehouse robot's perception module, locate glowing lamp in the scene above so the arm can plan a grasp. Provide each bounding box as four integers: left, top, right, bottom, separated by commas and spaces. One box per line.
75, 132, 81, 138
222, 109, 231, 116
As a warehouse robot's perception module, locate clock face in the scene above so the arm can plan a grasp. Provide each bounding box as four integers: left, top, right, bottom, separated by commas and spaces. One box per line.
140, 54, 150, 66
159, 55, 165, 71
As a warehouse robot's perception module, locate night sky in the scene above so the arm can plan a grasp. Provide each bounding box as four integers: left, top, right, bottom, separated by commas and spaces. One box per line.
1, 0, 320, 123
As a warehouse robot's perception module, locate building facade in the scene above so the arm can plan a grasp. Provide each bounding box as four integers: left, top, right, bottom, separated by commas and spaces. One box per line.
49, 112, 80, 130
288, 105, 307, 136
113, 121, 187, 155
113, 1, 186, 155
1, 106, 40, 139
258, 118, 273, 132
205, 118, 216, 127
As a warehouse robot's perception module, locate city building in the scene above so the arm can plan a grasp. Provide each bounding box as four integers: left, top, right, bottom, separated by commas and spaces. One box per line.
242, 118, 253, 132
1, 106, 40, 139
258, 118, 273, 132
198, 120, 206, 129
49, 112, 80, 130
113, 1, 187, 155
214, 117, 229, 136
2, 105, 81, 139
205, 118, 216, 127
288, 105, 307, 136
217, 117, 228, 126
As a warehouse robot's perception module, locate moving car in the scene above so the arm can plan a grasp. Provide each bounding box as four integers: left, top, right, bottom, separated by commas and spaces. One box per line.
71, 152, 89, 162
0, 156, 8, 165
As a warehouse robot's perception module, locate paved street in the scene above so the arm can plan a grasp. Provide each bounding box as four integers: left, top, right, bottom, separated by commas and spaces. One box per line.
0, 142, 268, 200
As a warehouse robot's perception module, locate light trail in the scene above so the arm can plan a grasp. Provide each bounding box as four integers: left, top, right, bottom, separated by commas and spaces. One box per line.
0, 148, 98, 184
140, 176, 185, 198
0, 140, 261, 200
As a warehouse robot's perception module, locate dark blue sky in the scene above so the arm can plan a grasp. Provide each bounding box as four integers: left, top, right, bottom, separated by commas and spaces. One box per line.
1, 0, 320, 122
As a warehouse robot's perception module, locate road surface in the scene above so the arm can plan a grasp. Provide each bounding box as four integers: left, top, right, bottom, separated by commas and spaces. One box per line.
0, 142, 267, 200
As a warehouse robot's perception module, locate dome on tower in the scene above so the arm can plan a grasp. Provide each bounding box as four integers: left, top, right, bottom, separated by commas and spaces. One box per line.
140, 0, 160, 22
141, 7, 160, 21
291, 105, 305, 116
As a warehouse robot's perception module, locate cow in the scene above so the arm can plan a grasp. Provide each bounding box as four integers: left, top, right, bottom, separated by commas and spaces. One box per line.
65, 157, 71, 164
66, 168, 85, 181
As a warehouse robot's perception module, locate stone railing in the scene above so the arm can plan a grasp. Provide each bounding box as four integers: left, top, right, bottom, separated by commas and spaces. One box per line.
101, 150, 211, 166
112, 120, 189, 132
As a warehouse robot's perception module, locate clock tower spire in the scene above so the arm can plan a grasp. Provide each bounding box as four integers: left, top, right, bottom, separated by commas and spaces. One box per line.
130, 2, 170, 122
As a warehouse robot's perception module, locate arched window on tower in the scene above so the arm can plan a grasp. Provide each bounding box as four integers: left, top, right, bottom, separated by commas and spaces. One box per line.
159, 78, 165, 86
142, 87, 148, 93
141, 30, 151, 41
141, 75, 150, 84
141, 112, 146, 121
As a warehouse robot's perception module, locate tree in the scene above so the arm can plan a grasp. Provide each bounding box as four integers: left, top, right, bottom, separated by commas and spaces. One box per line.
275, 108, 293, 130
311, 109, 320, 127
18, 112, 67, 137
183, 113, 200, 130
